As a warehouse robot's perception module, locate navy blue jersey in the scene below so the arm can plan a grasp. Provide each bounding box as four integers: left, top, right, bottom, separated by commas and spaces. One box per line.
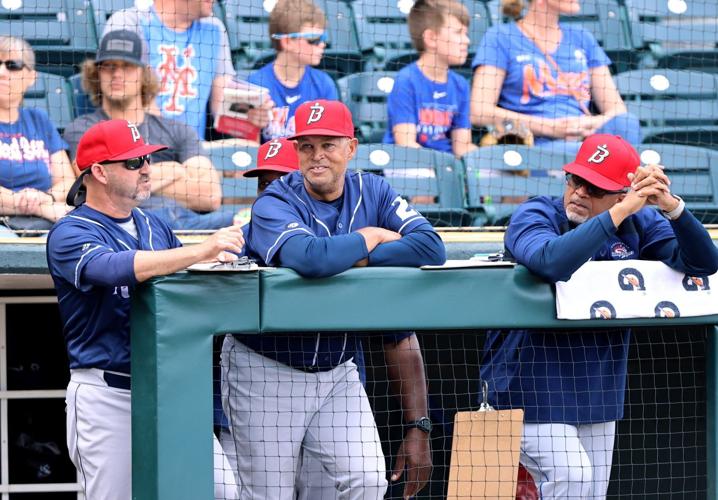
47, 205, 181, 374
240, 170, 445, 370
483, 196, 718, 424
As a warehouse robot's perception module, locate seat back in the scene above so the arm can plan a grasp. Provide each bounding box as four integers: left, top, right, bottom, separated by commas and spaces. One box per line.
204, 143, 260, 211
337, 71, 396, 143
351, 0, 417, 71
222, 0, 274, 70
0, 0, 97, 75
352, 144, 470, 226
23, 72, 74, 132
463, 145, 569, 224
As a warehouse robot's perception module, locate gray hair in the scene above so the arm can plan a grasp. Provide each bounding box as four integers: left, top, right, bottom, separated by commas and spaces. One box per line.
0, 35, 35, 70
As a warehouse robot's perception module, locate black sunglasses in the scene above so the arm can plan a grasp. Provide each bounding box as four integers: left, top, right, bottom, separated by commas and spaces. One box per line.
0, 60, 27, 72
101, 155, 151, 170
565, 173, 627, 198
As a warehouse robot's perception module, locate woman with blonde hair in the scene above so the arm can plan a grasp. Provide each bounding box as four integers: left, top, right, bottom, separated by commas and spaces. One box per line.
470, 0, 641, 150
0, 35, 74, 234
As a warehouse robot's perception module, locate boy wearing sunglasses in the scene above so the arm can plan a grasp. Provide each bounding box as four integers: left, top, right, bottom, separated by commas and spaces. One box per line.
47, 119, 244, 500
481, 134, 718, 499
248, 0, 337, 142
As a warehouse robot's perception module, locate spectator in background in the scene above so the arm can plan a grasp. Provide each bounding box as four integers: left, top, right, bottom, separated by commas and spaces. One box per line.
249, 0, 338, 142
483, 134, 718, 498
0, 35, 74, 235
103, 0, 271, 139
470, 0, 641, 150
384, 0, 477, 158
64, 30, 235, 230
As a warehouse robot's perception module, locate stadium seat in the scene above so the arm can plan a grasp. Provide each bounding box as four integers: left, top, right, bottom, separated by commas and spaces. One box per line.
203, 143, 260, 213
0, 0, 97, 76
23, 72, 74, 133
463, 145, 569, 225
614, 69, 718, 148
69, 73, 96, 118
635, 143, 718, 223
352, 144, 472, 227
350, 0, 418, 71
317, 0, 363, 79
627, 0, 718, 73
559, 0, 641, 73
337, 71, 396, 143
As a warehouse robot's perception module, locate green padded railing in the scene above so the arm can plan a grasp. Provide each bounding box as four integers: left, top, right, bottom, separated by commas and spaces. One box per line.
130, 266, 718, 499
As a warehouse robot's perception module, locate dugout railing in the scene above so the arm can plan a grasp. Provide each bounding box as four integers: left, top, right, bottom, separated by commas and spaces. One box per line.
131, 266, 718, 499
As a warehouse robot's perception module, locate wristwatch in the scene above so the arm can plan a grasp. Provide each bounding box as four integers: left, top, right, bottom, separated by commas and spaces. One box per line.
405, 416, 433, 435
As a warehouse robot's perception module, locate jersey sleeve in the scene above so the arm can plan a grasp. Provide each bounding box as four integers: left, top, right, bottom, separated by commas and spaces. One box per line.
471, 26, 509, 70
62, 120, 84, 160
47, 223, 137, 293
386, 73, 418, 127
247, 194, 316, 265
321, 71, 338, 99
580, 28, 611, 68
211, 18, 236, 77
171, 120, 203, 162
372, 174, 432, 234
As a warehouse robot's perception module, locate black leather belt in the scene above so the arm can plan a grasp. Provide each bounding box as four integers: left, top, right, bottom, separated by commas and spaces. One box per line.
103, 371, 131, 390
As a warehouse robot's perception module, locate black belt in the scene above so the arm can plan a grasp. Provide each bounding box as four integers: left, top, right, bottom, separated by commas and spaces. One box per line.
103, 371, 131, 390
286, 363, 336, 373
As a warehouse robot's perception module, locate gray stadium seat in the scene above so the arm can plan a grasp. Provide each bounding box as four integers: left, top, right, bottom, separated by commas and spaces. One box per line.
24, 72, 74, 132
463, 145, 569, 225
614, 69, 718, 148
203, 142, 259, 211
0, 0, 97, 76
337, 71, 396, 143
627, 0, 718, 73
559, 0, 642, 73
635, 143, 718, 223
222, 0, 276, 70
352, 144, 471, 227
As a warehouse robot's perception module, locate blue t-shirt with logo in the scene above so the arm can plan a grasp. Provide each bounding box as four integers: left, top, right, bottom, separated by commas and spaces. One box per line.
472, 23, 611, 120
0, 108, 68, 192
104, 7, 235, 137
383, 63, 471, 153
248, 63, 337, 142
482, 196, 718, 424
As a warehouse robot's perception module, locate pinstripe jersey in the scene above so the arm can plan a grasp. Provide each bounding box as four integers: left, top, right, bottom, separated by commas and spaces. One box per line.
47, 205, 181, 374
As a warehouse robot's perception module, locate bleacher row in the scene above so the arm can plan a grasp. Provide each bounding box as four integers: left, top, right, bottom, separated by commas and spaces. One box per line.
7, 0, 718, 227
213, 141, 718, 226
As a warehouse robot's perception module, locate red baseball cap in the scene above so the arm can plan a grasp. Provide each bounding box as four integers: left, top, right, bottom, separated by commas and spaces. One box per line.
563, 134, 640, 191
288, 100, 355, 139
67, 120, 167, 206
76, 119, 167, 171
242, 138, 299, 178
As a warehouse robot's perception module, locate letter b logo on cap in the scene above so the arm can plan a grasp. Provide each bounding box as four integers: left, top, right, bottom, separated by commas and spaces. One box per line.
264, 140, 282, 159
127, 122, 141, 143
307, 103, 325, 124
588, 144, 610, 164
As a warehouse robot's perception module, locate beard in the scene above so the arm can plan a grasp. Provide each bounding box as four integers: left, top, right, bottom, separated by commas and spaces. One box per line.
104, 94, 135, 111
566, 209, 588, 225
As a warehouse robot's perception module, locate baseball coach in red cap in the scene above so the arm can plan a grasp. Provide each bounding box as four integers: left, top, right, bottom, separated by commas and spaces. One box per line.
222, 100, 445, 500
480, 133, 718, 499
47, 119, 242, 500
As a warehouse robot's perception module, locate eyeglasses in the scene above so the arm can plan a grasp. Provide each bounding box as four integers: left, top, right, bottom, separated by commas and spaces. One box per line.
271, 32, 328, 46
101, 155, 151, 170
0, 60, 27, 72
565, 173, 627, 198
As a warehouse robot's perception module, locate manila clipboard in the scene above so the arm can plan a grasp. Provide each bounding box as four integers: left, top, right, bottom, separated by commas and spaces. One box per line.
447, 382, 524, 499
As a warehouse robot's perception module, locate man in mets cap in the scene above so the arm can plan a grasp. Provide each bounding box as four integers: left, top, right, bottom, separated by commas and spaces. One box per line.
480, 133, 718, 498
222, 100, 445, 499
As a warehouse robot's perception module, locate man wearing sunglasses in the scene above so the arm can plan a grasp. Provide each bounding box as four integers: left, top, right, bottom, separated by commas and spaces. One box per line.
46, 119, 243, 500
481, 134, 718, 499
248, 0, 337, 142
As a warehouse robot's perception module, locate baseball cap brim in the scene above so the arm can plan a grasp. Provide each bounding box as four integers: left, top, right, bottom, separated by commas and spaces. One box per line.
106, 143, 168, 162
288, 128, 352, 140
242, 165, 297, 178
95, 54, 143, 66
563, 162, 627, 191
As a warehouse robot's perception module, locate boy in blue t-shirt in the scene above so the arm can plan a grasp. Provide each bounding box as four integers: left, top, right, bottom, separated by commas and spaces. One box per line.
383, 0, 476, 157
249, 0, 337, 142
